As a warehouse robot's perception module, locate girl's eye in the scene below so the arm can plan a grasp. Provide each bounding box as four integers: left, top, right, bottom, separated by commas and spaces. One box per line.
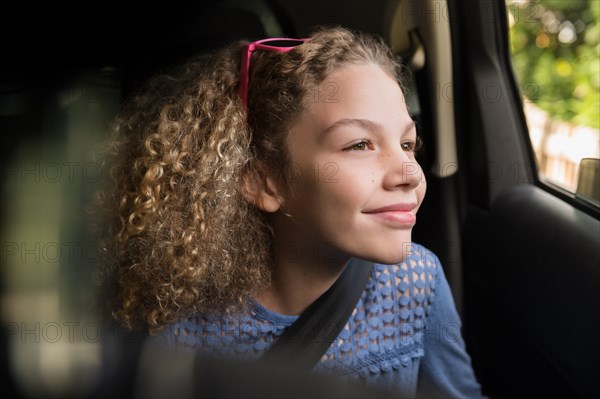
401, 141, 415, 151
401, 136, 423, 153
345, 139, 374, 151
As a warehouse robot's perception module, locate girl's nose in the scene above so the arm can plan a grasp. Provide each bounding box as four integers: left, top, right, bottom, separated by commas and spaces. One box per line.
381, 150, 424, 190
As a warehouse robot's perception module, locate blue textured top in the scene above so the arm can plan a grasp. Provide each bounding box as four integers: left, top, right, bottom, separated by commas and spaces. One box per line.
158, 243, 485, 398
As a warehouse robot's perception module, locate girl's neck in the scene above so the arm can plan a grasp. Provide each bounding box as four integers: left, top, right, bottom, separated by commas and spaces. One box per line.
255, 240, 350, 316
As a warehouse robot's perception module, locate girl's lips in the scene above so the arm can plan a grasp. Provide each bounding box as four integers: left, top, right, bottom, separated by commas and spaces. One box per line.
362, 203, 418, 226
366, 210, 416, 225
363, 202, 417, 213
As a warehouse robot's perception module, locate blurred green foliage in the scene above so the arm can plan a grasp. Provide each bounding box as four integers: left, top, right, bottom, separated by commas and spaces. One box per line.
507, 0, 600, 128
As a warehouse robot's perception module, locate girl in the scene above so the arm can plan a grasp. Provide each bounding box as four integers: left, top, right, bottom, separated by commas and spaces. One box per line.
97, 26, 484, 398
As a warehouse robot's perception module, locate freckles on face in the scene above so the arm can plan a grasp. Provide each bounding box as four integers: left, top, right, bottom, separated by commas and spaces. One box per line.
279, 63, 426, 264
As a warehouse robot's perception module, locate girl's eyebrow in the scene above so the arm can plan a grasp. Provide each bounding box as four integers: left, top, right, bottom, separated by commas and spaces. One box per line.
321, 118, 382, 137
320, 118, 415, 137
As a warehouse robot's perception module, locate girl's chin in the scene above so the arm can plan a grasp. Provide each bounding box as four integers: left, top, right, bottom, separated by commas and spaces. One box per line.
328, 232, 414, 265
353, 248, 413, 266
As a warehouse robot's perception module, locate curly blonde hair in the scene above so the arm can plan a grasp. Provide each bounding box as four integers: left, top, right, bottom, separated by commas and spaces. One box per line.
95, 26, 404, 334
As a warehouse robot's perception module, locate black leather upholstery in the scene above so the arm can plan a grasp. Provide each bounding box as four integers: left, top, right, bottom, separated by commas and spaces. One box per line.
465, 184, 600, 398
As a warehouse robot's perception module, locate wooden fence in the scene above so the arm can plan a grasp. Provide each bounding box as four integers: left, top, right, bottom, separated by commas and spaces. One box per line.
523, 100, 599, 192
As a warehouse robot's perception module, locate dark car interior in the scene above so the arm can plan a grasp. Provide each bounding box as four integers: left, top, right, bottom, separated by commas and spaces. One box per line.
2, 1, 599, 398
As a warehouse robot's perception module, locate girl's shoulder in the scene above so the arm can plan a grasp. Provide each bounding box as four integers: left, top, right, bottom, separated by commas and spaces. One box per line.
159, 301, 294, 356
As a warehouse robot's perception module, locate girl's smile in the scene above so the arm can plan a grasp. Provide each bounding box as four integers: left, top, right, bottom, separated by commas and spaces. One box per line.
362, 202, 418, 226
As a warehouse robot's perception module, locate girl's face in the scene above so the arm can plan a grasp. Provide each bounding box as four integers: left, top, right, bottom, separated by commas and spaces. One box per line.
276, 63, 426, 265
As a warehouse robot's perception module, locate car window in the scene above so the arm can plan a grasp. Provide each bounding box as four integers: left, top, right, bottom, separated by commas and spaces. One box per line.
506, 0, 599, 199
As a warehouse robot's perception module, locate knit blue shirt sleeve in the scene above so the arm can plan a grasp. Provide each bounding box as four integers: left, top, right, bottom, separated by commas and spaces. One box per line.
417, 256, 485, 398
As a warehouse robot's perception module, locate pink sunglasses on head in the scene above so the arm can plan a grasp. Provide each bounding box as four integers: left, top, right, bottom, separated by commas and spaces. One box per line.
239, 37, 308, 109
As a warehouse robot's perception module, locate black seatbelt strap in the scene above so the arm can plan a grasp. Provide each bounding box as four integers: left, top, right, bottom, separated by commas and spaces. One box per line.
260, 258, 373, 371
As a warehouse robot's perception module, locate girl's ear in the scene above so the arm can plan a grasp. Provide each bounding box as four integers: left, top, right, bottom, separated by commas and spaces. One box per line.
241, 167, 282, 213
